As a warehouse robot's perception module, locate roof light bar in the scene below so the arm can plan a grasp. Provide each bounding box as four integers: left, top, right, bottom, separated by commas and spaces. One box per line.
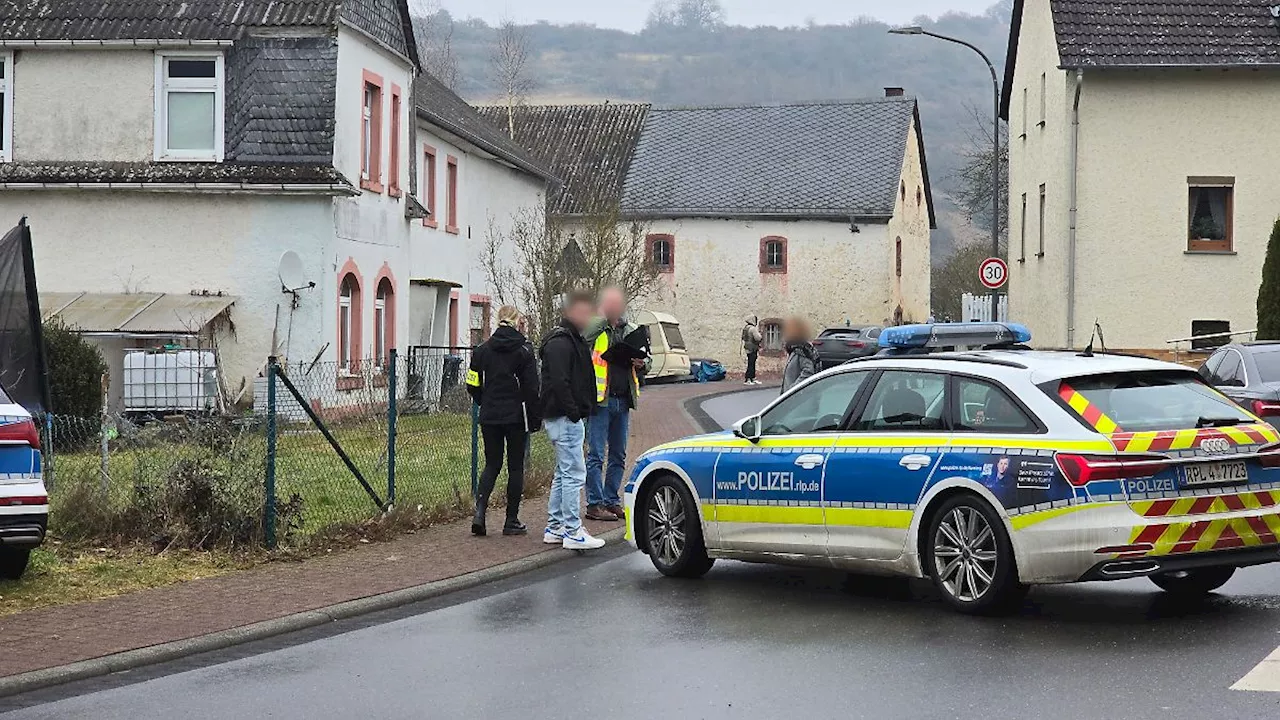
877, 322, 1032, 350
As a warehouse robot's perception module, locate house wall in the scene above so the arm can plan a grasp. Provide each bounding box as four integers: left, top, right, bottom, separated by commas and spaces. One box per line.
1070, 69, 1280, 348
640, 217, 895, 370
1005, 0, 1074, 347
0, 192, 333, 407
10, 49, 155, 161
885, 114, 932, 322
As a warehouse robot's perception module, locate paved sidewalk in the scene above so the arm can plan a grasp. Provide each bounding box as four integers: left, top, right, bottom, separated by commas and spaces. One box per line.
0, 382, 728, 679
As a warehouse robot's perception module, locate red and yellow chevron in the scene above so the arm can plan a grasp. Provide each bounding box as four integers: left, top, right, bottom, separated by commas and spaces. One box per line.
1126, 512, 1280, 556
1131, 490, 1279, 517
1058, 383, 1120, 434
1110, 424, 1278, 452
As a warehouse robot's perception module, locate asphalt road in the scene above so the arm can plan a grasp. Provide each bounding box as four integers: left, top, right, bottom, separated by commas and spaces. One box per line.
6, 387, 1280, 718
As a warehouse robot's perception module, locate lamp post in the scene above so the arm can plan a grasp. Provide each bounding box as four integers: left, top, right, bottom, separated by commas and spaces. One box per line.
889, 26, 1002, 321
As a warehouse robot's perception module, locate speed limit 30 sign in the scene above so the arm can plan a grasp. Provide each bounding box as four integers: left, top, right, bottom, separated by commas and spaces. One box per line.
979, 257, 1008, 290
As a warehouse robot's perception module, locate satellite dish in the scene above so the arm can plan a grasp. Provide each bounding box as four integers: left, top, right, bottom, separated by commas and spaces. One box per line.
278, 251, 311, 293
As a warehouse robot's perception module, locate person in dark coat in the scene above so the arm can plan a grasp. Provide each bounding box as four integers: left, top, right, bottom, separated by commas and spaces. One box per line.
466, 306, 540, 537
537, 291, 606, 550
781, 316, 820, 394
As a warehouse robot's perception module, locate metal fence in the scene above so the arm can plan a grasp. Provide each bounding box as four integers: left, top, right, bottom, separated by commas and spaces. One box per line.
42, 347, 555, 550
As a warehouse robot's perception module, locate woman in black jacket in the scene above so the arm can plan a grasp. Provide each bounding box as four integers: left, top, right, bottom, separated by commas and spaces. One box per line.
466, 306, 541, 536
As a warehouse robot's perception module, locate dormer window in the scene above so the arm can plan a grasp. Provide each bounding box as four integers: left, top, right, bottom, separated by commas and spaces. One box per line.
155, 54, 224, 161
0, 52, 11, 162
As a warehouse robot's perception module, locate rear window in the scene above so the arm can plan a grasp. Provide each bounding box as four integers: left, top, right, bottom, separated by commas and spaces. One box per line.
660, 322, 685, 350
1056, 371, 1252, 433
821, 328, 862, 338
1252, 348, 1280, 383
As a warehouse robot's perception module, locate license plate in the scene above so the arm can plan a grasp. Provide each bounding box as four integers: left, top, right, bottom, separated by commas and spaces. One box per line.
1182, 460, 1249, 487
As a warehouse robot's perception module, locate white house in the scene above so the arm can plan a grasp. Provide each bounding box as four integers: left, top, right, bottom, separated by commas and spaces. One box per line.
482, 92, 936, 368
1002, 0, 1280, 350
0, 0, 554, 412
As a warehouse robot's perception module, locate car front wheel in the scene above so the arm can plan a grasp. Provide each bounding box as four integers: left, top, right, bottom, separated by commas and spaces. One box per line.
1149, 567, 1235, 596
642, 475, 714, 579
0, 548, 31, 580
926, 495, 1025, 614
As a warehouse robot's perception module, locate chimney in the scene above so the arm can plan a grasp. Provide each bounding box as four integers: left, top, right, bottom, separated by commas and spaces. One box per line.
884, 87, 905, 97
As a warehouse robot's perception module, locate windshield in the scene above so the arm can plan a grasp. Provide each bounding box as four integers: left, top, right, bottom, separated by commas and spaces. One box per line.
1252, 348, 1280, 383
1057, 371, 1252, 433
660, 322, 685, 350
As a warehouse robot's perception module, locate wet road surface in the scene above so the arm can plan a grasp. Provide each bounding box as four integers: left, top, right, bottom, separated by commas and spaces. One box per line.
4, 546, 1280, 720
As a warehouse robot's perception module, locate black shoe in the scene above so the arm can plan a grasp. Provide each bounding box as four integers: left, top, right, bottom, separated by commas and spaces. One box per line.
471, 504, 487, 537
502, 519, 528, 536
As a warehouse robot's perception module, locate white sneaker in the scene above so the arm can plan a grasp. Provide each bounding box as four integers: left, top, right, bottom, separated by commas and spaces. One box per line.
562, 527, 606, 550
543, 526, 565, 545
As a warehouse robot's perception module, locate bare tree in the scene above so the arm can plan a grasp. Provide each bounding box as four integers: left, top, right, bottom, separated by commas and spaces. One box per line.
646, 0, 726, 30
408, 0, 460, 90
575, 207, 662, 305
950, 101, 1009, 242
490, 20, 534, 139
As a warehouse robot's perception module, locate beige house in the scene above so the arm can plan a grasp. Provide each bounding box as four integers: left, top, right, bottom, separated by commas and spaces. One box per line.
1002, 0, 1280, 350
482, 92, 935, 369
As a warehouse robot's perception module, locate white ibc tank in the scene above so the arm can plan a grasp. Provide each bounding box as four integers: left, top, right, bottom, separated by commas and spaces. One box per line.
123, 350, 218, 412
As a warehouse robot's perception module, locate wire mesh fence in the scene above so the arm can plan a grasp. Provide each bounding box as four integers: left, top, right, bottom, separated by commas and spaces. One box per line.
40, 347, 556, 551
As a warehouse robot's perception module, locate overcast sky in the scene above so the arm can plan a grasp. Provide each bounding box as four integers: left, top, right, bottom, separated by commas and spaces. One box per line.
431, 0, 996, 31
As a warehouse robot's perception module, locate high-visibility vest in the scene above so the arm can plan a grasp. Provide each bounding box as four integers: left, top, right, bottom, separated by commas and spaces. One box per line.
592, 331, 638, 403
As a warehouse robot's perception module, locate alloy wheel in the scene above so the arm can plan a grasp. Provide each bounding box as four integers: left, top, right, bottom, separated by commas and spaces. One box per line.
647, 485, 687, 567
933, 505, 998, 603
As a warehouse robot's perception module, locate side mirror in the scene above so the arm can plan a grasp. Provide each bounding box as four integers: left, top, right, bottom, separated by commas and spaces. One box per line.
733, 415, 761, 443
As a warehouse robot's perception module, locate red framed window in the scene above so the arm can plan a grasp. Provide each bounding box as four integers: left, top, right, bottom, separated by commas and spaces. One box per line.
422, 145, 438, 228
373, 275, 395, 367
469, 296, 492, 346
359, 70, 384, 193
759, 235, 787, 273
445, 155, 459, 234
648, 233, 674, 273
337, 267, 363, 373
388, 85, 402, 197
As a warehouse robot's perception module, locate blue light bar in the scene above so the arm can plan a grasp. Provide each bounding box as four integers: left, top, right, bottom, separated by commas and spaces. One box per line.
877, 322, 1032, 350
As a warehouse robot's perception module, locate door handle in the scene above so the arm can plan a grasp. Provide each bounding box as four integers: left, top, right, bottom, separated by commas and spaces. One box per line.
899, 454, 933, 471
794, 454, 826, 470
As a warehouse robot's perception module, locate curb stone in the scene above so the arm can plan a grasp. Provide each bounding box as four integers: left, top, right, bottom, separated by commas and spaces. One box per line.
0, 527, 628, 699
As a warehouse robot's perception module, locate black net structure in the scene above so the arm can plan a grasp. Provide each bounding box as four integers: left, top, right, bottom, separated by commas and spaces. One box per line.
0, 221, 49, 413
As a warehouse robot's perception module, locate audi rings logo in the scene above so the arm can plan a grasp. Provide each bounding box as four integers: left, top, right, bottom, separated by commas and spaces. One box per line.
1200, 438, 1231, 455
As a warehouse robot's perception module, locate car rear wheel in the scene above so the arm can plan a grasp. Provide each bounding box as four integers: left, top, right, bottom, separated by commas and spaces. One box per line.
0, 548, 31, 580
1149, 567, 1235, 596
926, 495, 1025, 615
642, 475, 714, 579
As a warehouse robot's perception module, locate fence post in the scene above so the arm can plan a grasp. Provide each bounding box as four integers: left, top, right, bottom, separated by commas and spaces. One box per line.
386, 347, 398, 508
265, 356, 279, 550
470, 400, 480, 499
99, 372, 110, 495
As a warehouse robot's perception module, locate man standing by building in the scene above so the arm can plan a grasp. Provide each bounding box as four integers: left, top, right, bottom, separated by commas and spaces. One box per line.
540, 291, 606, 550
742, 315, 762, 385
584, 287, 647, 522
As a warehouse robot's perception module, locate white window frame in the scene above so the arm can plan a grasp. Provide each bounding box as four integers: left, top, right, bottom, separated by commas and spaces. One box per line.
154, 52, 225, 162
373, 289, 387, 368
0, 51, 13, 162
766, 240, 784, 268
362, 85, 374, 180
339, 280, 354, 372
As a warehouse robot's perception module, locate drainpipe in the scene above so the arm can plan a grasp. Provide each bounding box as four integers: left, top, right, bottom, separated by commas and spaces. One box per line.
1067, 69, 1084, 348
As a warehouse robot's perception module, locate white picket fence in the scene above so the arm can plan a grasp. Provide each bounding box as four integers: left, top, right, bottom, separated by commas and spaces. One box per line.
961, 293, 1009, 323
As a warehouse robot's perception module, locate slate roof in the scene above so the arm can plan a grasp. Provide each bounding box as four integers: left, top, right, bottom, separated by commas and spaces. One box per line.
415, 77, 558, 185
0, 1, 418, 65
623, 98, 929, 221
1001, 0, 1280, 118
475, 103, 651, 215
225, 36, 337, 163
0, 161, 353, 188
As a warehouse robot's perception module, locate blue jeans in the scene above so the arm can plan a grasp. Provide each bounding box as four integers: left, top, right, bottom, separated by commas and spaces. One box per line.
545, 416, 586, 533
586, 396, 630, 508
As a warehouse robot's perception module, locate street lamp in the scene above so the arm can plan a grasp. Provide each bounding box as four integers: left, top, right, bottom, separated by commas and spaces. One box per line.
889, 25, 1002, 321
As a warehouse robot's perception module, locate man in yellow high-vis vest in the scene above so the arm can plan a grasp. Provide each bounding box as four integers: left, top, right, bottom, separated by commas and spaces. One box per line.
583, 287, 649, 521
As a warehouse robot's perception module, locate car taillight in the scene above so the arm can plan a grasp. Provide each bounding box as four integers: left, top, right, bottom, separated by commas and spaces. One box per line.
1055, 453, 1169, 487
1252, 400, 1280, 418
845, 341, 865, 348
812, 339, 824, 346
1258, 444, 1280, 468
0, 419, 40, 450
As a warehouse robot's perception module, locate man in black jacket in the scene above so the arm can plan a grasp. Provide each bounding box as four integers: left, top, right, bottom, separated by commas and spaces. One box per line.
466, 305, 540, 537
538, 291, 606, 550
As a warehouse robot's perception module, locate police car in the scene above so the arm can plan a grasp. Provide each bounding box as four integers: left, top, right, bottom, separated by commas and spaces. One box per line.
624, 323, 1280, 614
0, 394, 45, 581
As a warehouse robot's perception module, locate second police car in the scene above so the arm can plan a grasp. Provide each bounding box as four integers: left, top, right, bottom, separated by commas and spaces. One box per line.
624, 323, 1280, 614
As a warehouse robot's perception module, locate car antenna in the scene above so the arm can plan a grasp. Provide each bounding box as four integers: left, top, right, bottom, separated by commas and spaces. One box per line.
1079, 319, 1102, 357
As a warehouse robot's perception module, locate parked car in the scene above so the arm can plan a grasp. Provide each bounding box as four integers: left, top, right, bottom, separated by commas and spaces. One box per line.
811, 325, 882, 367
0, 391, 46, 580
1199, 342, 1280, 419
635, 310, 692, 380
